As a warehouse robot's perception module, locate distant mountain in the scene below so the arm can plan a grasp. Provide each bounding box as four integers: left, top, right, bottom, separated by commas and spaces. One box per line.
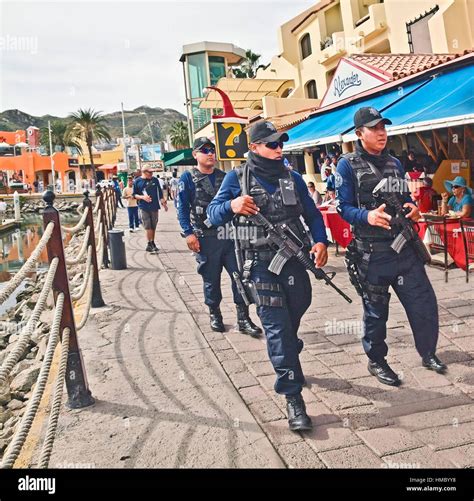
0, 106, 187, 143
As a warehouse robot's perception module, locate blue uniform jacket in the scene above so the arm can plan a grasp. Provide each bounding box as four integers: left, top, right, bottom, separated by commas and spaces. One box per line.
207, 169, 328, 246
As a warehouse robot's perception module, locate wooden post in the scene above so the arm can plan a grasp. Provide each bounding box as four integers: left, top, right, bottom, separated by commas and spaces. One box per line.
96, 186, 110, 268
42, 190, 94, 409
83, 190, 105, 307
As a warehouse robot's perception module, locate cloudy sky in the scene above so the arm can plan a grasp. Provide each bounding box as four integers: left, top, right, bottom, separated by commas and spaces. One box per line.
0, 0, 314, 118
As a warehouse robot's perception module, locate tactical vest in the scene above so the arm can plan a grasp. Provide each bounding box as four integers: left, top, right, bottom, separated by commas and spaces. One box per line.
235, 164, 311, 251
190, 168, 225, 231
342, 152, 410, 241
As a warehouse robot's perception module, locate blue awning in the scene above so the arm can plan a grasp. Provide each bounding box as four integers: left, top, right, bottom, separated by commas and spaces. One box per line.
284, 62, 474, 151
343, 62, 474, 140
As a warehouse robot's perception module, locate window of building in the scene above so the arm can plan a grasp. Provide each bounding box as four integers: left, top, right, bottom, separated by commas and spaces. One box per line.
187, 53, 211, 131
305, 80, 318, 99
208, 56, 226, 86
300, 34, 312, 60
188, 53, 208, 99
406, 5, 439, 53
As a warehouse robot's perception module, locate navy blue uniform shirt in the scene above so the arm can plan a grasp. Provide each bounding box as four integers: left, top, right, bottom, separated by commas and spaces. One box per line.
207, 169, 328, 246
133, 176, 163, 211
177, 170, 217, 237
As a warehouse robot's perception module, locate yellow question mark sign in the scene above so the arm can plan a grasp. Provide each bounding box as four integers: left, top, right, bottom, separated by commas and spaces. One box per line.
222, 123, 243, 158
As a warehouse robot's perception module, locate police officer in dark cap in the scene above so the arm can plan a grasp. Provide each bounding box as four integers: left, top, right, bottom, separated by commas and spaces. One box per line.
336, 107, 447, 387
207, 122, 329, 431
177, 136, 262, 337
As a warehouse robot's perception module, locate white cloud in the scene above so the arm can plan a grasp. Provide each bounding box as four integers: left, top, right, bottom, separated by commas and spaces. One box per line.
0, 0, 314, 116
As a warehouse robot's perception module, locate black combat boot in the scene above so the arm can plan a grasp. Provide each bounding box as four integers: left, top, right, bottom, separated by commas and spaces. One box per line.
368, 359, 401, 386
422, 354, 447, 374
236, 304, 262, 338
286, 393, 313, 432
209, 307, 225, 333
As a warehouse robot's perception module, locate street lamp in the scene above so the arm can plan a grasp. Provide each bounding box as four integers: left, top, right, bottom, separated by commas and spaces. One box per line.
48, 120, 56, 192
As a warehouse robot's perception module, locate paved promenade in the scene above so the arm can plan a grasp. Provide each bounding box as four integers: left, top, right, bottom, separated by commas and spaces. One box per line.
44, 205, 473, 468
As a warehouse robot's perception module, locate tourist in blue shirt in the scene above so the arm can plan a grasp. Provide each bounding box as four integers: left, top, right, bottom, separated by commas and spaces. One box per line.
441, 176, 473, 219
132, 167, 167, 253
112, 176, 124, 208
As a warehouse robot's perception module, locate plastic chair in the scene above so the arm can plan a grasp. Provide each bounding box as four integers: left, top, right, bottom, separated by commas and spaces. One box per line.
460, 219, 474, 283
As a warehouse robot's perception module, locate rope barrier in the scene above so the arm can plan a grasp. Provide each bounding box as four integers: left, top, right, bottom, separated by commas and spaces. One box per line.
0, 222, 55, 306
65, 226, 91, 266
37, 327, 70, 469
61, 206, 89, 234
75, 265, 94, 331
0, 257, 59, 385
0, 293, 64, 469
70, 247, 92, 302
92, 197, 100, 214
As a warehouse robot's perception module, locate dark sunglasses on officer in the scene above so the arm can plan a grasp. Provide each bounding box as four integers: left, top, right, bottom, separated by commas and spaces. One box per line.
197, 146, 215, 155
263, 141, 284, 150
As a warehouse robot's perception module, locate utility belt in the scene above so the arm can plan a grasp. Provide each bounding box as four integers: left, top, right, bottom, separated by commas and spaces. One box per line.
243, 249, 275, 262
354, 238, 397, 254
194, 227, 219, 238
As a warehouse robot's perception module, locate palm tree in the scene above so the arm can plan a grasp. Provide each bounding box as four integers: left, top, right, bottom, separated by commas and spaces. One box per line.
233, 50, 265, 78
67, 108, 111, 183
169, 121, 189, 150
40, 121, 83, 155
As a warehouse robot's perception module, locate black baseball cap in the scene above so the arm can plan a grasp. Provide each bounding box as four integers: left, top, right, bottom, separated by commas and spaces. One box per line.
248, 121, 289, 144
193, 136, 215, 151
354, 107, 392, 129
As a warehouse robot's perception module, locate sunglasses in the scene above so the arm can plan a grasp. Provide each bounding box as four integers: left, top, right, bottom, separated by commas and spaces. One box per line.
452, 185, 462, 189
264, 141, 284, 150
198, 147, 215, 155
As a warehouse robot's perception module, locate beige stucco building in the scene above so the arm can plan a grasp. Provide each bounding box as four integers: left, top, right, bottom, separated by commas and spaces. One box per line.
257, 0, 474, 103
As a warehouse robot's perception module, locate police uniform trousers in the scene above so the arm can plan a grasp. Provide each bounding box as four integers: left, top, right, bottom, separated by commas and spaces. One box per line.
362, 243, 438, 362
195, 235, 243, 308
251, 258, 312, 396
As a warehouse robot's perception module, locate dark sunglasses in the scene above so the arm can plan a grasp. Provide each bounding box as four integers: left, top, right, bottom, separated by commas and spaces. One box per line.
264, 141, 284, 150
452, 185, 462, 189
198, 147, 215, 155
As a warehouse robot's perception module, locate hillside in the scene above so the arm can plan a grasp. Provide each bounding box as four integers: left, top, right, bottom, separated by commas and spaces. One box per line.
0, 106, 187, 143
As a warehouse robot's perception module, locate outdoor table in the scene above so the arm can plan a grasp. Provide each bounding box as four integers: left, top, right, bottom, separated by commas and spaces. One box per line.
417, 215, 473, 271
319, 206, 353, 252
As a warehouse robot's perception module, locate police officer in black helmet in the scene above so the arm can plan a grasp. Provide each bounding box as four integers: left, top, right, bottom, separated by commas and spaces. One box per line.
336, 107, 447, 387
177, 137, 262, 337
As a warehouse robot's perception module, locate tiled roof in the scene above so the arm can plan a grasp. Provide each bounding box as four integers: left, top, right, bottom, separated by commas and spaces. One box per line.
350, 50, 473, 80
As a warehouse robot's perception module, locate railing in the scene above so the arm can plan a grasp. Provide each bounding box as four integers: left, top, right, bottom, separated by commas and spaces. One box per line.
0, 186, 117, 468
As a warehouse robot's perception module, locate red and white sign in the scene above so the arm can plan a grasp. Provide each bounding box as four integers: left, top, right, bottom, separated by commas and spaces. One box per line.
321, 58, 390, 108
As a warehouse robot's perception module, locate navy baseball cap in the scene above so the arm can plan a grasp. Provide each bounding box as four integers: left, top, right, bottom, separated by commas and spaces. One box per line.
248, 121, 289, 144
193, 136, 215, 151
354, 107, 392, 129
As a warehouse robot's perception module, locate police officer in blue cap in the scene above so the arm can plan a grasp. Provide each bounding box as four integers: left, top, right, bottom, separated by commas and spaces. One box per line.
336, 107, 447, 387
207, 121, 329, 431
177, 136, 262, 337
